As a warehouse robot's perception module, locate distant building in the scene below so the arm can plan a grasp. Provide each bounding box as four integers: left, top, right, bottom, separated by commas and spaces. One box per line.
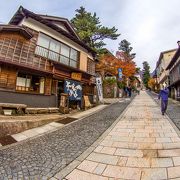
166, 45, 180, 101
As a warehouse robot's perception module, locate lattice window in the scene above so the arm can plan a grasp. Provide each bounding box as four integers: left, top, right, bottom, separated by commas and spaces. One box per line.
87, 58, 95, 75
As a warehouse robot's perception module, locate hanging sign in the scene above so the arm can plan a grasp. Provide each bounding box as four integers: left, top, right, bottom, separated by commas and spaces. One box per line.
71, 72, 82, 81
64, 80, 82, 101
118, 68, 123, 80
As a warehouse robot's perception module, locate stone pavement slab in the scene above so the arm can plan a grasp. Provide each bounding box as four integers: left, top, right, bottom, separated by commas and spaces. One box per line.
64, 91, 180, 180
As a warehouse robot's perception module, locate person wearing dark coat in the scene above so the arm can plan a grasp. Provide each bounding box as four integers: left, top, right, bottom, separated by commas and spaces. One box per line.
158, 87, 169, 115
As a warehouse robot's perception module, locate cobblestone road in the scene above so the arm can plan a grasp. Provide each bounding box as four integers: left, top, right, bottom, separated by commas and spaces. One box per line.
148, 91, 180, 129
65, 91, 180, 180
0, 98, 133, 179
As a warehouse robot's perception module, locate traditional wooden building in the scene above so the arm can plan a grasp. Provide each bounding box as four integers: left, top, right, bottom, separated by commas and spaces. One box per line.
166, 45, 180, 101
0, 6, 96, 108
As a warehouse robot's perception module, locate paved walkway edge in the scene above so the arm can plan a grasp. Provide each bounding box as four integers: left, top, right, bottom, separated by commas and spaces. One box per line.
52, 97, 135, 179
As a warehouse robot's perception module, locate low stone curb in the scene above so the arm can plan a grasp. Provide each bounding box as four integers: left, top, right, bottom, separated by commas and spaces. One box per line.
51, 96, 136, 179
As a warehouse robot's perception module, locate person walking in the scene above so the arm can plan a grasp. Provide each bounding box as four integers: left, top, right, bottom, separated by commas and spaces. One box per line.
128, 86, 132, 97
158, 86, 169, 115
124, 86, 128, 97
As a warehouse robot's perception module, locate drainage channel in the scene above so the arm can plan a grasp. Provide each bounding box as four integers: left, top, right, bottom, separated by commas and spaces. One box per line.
56, 117, 78, 124
0, 135, 17, 146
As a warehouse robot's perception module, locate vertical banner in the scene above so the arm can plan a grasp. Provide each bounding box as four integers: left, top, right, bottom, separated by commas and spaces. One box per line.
118, 68, 123, 80
96, 77, 103, 102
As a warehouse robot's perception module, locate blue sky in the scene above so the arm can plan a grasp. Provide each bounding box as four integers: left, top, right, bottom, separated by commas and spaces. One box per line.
1, 0, 180, 71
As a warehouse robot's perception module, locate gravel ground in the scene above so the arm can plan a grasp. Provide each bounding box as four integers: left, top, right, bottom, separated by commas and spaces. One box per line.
0, 97, 134, 179
147, 91, 180, 129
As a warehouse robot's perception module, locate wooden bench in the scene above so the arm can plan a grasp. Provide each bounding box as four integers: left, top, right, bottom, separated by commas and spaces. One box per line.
0, 103, 27, 115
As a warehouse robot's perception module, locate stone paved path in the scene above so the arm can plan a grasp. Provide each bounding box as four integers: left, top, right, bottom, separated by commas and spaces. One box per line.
65, 91, 180, 180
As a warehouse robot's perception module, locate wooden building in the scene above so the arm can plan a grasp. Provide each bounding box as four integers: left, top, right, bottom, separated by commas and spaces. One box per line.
166, 46, 180, 101
0, 6, 96, 108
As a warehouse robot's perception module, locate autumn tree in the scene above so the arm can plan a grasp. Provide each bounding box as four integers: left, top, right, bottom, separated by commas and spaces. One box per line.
71, 7, 120, 52
96, 52, 118, 78
142, 61, 150, 88
97, 51, 136, 77
116, 57, 136, 77
148, 78, 156, 90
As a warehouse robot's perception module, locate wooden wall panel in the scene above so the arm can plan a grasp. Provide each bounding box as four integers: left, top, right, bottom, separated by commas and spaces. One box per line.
44, 77, 52, 95
79, 52, 88, 71
0, 31, 52, 73
0, 66, 16, 89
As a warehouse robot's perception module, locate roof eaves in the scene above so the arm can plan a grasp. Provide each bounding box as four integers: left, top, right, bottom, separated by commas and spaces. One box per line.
0, 24, 33, 39
166, 47, 180, 70
38, 14, 81, 40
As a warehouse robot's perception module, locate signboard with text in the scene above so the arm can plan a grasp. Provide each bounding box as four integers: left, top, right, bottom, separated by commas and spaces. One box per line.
118, 68, 123, 80
64, 80, 82, 101
71, 73, 82, 81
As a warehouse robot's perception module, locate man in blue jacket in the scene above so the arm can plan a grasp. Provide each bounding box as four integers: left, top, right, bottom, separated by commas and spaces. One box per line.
158, 86, 169, 115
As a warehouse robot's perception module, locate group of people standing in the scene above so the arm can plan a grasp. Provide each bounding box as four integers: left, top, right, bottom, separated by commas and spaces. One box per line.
124, 86, 141, 97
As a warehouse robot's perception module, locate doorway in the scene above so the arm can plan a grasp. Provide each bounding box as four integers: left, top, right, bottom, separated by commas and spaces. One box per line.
57, 80, 64, 106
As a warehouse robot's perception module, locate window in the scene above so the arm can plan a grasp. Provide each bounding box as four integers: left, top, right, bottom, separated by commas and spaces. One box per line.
16, 74, 31, 91
16, 73, 44, 93
70, 48, 78, 68
61, 44, 70, 57
35, 33, 79, 68
35, 33, 50, 58
70, 60, 77, 68
70, 49, 78, 61
87, 59, 95, 75
60, 55, 69, 65
48, 39, 60, 61
60, 44, 70, 65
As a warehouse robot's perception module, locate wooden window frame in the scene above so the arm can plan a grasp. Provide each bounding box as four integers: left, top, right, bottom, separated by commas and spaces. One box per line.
35, 32, 79, 68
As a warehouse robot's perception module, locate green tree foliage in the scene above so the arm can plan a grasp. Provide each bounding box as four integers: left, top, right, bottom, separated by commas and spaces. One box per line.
71, 7, 120, 52
136, 67, 141, 73
118, 39, 136, 59
142, 61, 150, 88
